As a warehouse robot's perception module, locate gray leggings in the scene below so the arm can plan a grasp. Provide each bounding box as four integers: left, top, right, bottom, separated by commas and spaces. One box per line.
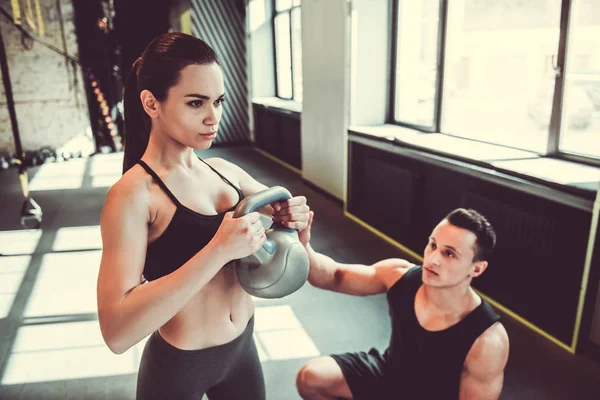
136, 317, 265, 400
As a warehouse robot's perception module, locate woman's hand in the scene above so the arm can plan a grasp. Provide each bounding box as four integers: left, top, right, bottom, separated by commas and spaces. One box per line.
211, 211, 267, 262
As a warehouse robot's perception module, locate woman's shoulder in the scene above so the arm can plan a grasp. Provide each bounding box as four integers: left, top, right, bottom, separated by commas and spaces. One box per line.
204, 156, 233, 170
203, 157, 245, 181
100, 165, 154, 250
105, 164, 154, 209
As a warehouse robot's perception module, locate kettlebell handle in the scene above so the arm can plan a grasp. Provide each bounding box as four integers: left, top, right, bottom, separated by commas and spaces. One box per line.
234, 185, 310, 298
233, 186, 293, 218
232, 186, 294, 255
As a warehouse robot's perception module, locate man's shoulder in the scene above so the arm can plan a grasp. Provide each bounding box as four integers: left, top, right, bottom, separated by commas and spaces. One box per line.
372, 259, 418, 290
465, 322, 509, 373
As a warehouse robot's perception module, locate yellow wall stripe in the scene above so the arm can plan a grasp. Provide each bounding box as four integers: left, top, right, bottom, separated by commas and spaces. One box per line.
344, 211, 422, 261
571, 184, 600, 351
476, 291, 573, 353
254, 148, 302, 175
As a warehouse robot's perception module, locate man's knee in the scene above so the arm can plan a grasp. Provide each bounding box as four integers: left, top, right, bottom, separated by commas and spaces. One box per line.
296, 360, 321, 395
296, 357, 346, 397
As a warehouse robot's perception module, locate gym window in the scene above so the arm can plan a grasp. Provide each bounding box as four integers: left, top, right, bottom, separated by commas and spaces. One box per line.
391, 0, 600, 164
273, 0, 303, 102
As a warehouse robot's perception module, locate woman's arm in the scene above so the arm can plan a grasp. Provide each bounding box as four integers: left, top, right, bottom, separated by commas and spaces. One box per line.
207, 158, 310, 231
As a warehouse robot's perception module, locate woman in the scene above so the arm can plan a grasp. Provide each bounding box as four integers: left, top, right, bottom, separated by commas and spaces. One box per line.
97, 32, 310, 399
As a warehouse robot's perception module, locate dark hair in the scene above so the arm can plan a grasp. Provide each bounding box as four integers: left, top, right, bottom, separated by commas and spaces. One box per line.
445, 208, 496, 262
122, 32, 220, 173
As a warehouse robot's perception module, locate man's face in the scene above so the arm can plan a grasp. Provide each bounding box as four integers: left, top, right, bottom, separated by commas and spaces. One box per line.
422, 219, 487, 288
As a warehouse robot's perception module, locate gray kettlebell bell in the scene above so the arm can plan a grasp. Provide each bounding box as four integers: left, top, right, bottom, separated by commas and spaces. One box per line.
233, 186, 310, 299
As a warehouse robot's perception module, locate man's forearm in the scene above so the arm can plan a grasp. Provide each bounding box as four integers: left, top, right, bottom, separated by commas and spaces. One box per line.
305, 244, 338, 291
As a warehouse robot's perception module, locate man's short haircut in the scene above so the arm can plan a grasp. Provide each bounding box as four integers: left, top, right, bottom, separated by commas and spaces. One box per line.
445, 208, 496, 262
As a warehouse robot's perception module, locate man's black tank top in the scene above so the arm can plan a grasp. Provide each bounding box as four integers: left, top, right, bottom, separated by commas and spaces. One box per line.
385, 265, 500, 399
137, 159, 244, 281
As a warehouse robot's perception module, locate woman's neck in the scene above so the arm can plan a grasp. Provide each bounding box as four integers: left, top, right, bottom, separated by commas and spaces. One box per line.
144, 128, 196, 170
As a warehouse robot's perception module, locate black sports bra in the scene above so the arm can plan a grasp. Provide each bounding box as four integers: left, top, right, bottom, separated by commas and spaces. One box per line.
137, 159, 244, 281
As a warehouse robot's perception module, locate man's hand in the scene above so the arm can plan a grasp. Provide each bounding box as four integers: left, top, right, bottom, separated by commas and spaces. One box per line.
271, 196, 310, 231
297, 211, 314, 247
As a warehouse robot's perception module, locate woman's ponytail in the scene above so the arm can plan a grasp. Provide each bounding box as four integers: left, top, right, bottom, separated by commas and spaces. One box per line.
122, 58, 150, 174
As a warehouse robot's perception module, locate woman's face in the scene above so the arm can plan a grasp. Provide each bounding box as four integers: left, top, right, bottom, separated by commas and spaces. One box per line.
156, 63, 225, 150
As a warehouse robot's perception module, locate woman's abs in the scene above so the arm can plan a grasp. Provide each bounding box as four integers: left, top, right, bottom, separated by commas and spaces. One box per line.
158, 264, 255, 350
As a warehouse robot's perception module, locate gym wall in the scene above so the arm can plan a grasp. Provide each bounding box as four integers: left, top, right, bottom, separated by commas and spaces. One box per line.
191, 0, 250, 145
0, 0, 89, 155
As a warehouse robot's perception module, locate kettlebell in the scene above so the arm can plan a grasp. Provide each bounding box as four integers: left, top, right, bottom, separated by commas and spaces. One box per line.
233, 186, 310, 299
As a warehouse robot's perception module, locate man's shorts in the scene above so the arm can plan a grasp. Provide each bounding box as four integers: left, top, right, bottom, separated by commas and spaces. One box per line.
330, 347, 389, 400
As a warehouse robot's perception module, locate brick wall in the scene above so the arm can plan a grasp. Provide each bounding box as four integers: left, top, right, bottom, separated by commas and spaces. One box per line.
0, 0, 90, 155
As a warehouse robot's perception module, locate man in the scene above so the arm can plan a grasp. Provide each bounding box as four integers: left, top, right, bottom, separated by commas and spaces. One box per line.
295, 208, 510, 400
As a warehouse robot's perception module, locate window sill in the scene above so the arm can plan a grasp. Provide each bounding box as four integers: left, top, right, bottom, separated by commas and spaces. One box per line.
252, 97, 302, 115
349, 124, 600, 197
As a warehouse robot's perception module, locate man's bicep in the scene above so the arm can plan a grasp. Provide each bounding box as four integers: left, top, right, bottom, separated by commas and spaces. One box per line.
460, 323, 509, 400
331, 263, 386, 295
459, 370, 504, 400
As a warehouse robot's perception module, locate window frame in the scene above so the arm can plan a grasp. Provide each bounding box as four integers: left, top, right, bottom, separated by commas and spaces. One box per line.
389, 0, 600, 167
272, 0, 302, 102
389, 0, 447, 133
